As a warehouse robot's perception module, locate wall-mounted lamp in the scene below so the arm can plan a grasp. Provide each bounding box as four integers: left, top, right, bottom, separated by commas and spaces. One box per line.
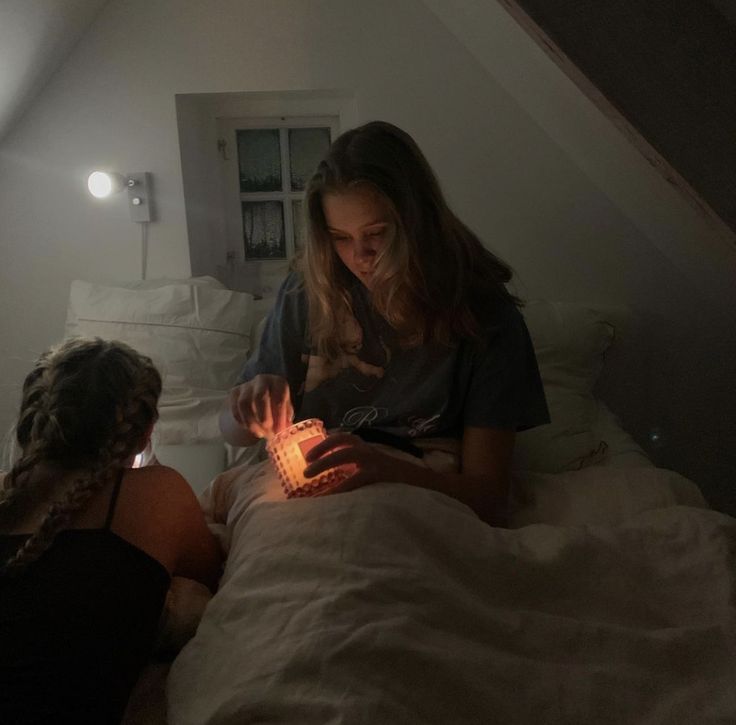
87, 170, 155, 279
86, 170, 154, 223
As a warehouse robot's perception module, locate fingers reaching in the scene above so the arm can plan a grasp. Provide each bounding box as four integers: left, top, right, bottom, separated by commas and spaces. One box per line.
273, 385, 294, 436
229, 375, 293, 440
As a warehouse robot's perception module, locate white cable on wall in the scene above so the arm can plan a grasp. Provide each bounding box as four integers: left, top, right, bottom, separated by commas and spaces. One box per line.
140, 221, 149, 280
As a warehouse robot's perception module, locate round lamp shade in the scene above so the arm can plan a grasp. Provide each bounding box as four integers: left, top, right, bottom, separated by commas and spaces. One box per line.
87, 171, 126, 198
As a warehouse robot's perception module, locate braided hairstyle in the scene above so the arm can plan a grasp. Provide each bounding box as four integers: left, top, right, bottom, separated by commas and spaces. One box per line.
0, 338, 162, 575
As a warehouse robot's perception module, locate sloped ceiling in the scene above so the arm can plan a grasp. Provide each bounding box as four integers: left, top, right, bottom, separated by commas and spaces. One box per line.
0, 0, 109, 143
422, 0, 736, 305
509, 0, 736, 235
707, 0, 736, 25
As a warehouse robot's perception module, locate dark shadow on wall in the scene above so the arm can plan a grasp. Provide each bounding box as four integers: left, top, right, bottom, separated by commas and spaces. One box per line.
507, 0, 736, 235
596, 308, 736, 516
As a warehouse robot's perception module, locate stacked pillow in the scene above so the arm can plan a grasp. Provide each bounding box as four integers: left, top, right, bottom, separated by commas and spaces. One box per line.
515, 300, 618, 473
64, 280, 633, 475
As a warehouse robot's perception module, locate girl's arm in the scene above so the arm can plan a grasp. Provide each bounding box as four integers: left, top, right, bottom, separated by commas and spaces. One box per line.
303, 427, 515, 526
167, 474, 224, 591
220, 273, 307, 446
124, 467, 224, 592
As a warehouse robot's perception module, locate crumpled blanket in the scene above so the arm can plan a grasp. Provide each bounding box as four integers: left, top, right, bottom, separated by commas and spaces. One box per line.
166, 455, 736, 725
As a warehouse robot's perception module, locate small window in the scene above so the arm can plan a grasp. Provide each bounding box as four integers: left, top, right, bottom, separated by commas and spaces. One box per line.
237, 129, 282, 192
218, 117, 336, 265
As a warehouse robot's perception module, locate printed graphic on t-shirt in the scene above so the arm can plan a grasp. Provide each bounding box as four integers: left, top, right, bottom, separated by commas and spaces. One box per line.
239, 271, 550, 437
406, 414, 441, 437
302, 310, 390, 393
340, 406, 390, 429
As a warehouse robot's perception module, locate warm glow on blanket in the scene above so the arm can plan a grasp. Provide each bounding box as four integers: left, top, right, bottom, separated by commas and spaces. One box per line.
266, 418, 348, 498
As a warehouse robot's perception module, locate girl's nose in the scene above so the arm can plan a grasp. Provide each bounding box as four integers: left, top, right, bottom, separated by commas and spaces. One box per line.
355, 238, 376, 260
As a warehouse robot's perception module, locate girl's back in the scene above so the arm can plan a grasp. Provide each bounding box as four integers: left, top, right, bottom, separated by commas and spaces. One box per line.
0, 337, 221, 724
0, 464, 218, 724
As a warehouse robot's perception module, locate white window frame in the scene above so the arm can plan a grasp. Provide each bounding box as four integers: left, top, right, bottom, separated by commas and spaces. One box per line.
217, 115, 339, 266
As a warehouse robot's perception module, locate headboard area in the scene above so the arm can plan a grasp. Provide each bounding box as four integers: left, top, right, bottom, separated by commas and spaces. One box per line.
61, 275, 648, 494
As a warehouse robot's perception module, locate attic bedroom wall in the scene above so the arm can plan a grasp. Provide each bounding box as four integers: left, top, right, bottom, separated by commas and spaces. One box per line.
0, 0, 733, 510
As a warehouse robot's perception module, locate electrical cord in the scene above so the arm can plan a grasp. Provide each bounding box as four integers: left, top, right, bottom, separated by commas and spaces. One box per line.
140, 221, 149, 280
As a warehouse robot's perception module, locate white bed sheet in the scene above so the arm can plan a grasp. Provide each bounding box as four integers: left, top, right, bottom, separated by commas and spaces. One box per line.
167, 459, 736, 725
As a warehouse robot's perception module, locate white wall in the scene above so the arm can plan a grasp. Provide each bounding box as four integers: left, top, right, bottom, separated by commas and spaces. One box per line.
0, 0, 109, 141
0, 0, 734, 509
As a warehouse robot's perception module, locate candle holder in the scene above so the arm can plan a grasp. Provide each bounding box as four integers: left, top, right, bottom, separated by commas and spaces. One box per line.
266, 418, 349, 498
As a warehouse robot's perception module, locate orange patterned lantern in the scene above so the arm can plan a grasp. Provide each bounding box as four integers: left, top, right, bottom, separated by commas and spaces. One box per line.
266, 418, 349, 498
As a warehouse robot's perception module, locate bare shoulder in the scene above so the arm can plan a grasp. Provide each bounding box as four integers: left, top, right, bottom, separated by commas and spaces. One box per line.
116, 465, 204, 534
114, 465, 218, 580
122, 465, 196, 502
120, 465, 222, 589
124, 463, 188, 484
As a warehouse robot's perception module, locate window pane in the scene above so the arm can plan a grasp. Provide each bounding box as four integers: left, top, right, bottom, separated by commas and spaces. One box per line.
292, 199, 307, 250
289, 127, 331, 191
242, 201, 286, 259
237, 129, 282, 192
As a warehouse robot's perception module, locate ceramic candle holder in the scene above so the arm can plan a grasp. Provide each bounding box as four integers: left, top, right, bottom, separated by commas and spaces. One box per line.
266, 418, 349, 498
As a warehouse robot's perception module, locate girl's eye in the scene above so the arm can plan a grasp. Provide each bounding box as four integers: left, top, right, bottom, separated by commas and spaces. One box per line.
367, 230, 383, 238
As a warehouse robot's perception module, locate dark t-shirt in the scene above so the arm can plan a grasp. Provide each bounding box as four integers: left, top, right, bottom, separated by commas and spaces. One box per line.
0, 533, 169, 724
0, 473, 170, 724
238, 272, 549, 439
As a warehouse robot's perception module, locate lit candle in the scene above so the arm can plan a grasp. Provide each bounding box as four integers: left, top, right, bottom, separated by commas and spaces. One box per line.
266, 418, 349, 498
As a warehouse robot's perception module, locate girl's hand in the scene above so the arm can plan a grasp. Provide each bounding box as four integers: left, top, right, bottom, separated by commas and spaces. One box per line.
229, 374, 294, 440
302, 432, 397, 494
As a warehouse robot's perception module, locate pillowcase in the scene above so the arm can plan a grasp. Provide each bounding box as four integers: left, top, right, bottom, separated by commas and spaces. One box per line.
514, 300, 618, 473
65, 278, 254, 445
509, 465, 706, 528
591, 400, 650, 468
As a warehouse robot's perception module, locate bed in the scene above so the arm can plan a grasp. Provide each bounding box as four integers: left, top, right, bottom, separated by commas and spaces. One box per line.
64, 277, 736, 724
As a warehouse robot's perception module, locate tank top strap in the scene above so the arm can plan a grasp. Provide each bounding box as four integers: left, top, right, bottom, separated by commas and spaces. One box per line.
103, 469, 126, 530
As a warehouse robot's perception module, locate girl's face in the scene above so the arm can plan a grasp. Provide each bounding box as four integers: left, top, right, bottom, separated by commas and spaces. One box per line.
322, 186, 395, 289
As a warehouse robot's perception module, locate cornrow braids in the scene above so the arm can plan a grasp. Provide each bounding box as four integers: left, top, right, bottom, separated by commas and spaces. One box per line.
1, 466, 112, 575
0, 359, 57, 514
0, 337, 162, 575
0, 443, 45, 516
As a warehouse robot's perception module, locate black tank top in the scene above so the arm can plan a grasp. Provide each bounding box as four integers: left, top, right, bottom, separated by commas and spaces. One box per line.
0, 471, 171, 724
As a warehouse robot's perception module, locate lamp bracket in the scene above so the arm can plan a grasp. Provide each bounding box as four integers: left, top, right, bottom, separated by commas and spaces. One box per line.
126, 172, 154, 222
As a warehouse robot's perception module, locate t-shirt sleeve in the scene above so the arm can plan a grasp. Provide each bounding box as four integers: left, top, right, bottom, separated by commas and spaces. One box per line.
236, 272, 309, 408
463, 305, 550, 432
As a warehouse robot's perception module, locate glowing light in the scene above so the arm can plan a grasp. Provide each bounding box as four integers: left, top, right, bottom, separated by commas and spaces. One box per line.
266, 418, 349, 497
87, 171, 125, 198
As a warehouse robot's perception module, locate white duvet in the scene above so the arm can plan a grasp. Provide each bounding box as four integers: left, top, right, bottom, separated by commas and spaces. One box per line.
167, 459, 736, 724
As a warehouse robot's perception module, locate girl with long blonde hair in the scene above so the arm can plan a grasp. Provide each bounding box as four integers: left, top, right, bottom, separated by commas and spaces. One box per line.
221, 121, 549, 525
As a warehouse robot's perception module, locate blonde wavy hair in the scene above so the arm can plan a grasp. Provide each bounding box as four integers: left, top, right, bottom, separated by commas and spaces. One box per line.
300, 120, 520, 360
0, 338, 161, 575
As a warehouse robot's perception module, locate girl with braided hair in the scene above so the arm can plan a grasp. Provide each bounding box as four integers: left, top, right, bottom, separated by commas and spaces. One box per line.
0, 337, 221, 724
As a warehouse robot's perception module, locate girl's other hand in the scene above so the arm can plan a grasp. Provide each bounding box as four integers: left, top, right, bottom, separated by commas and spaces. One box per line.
302, 432, 395, 494
229, 374, 294, 440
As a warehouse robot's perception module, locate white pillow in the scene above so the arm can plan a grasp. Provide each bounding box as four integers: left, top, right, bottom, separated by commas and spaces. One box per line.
510, 466, 706, 528
514, 300, 618, 473
65, 278, 254, 445
592, 400, 650, 468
